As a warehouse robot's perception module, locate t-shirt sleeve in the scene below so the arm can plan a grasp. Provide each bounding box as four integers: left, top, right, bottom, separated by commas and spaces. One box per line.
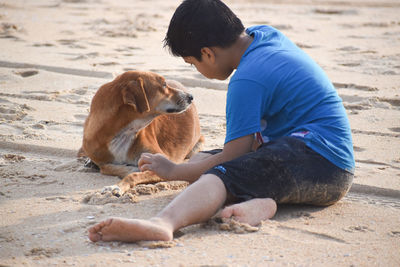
225, 79, 265, 144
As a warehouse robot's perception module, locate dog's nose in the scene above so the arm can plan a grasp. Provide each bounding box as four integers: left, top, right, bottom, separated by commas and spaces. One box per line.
186, 93, 193, 103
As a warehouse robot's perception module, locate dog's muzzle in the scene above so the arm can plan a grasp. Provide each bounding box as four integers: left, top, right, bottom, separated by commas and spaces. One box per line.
166, 93, 193, 113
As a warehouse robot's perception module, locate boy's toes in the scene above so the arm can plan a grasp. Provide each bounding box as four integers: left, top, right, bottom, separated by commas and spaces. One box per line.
88, 230, 102, 242
219, 205, 235, 219
88, 218, 113, 242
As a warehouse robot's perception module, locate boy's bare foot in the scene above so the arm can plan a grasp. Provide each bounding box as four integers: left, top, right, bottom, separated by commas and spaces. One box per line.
219, 198, 277, 226
88, 217, 173, 243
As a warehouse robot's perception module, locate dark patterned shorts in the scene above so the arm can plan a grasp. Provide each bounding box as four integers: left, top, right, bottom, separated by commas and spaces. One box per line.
204, 136, 353, 206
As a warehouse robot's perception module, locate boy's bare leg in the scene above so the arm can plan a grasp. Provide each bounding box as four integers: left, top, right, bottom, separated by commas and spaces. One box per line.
218, 198, 277, 226
183, 152, 278, 226
88, 174, 227, 242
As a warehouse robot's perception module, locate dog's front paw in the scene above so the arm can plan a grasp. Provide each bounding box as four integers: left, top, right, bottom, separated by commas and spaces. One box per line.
101, 185, 123, 197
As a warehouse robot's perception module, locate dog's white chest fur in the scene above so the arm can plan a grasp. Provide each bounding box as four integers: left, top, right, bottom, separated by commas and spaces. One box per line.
108, 117, 154, 164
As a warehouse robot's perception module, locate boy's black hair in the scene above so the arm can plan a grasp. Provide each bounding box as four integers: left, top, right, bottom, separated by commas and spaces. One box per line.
163, 0, 244, 61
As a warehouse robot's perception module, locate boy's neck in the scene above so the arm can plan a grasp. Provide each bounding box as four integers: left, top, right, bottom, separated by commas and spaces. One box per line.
218, 31, 253, 70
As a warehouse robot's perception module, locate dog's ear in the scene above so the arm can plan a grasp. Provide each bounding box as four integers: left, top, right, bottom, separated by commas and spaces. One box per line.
122, 77, 150, 113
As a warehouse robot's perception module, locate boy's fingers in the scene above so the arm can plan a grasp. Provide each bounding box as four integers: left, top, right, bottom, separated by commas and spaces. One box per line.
139, 160, 153, 171
138, 153, 153, 167
140, 153, 152, 161
139, 163, 151, 172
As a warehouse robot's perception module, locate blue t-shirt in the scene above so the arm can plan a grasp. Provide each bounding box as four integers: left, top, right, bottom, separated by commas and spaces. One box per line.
225, 25, 355, 173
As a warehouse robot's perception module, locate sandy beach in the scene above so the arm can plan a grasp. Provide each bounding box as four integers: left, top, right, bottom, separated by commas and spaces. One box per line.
1, 0, 399, 266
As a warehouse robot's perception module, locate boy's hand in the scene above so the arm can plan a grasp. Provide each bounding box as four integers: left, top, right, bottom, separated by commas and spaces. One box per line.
138, 153, 176, 180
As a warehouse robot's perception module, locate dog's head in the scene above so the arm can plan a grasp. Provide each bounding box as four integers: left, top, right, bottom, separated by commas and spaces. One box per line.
120, 71, 193, 115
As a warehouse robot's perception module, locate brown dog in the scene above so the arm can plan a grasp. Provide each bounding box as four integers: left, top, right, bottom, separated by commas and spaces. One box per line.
79, 71, 203, 196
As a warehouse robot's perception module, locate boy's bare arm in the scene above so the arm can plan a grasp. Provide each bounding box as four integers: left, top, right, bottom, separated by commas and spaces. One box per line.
139, 134, 254, 183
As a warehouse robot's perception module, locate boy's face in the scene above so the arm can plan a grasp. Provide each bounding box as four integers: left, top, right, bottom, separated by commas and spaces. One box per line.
183, 48, 233, 80
183, 56, 215, 79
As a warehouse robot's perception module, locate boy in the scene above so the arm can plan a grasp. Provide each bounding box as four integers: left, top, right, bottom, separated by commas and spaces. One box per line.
88, 0, 354, 243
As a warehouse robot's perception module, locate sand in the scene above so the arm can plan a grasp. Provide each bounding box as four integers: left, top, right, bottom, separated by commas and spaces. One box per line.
0, 0, 399, 266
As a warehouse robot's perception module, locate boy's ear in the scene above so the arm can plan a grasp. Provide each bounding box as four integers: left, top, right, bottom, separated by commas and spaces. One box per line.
200, 47, 216, 64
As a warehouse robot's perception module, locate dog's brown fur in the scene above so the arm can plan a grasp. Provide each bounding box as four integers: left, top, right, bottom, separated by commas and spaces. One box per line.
79, 71, 203, 196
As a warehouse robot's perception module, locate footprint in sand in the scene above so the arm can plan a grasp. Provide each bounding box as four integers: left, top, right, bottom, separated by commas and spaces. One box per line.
333, 82, 378, 92
0, 98, 33, 121
378, 97, 400, 108
16, 90, 58, 101
114, 46, 142, 53
296, 42, 317, 49
339, 62, 361, 67
22, 174, 47, 181
340, 95, 375, 111
123, 67, 139, 71
291, 211, 316, 219
343, 225, 374, 233
68, 52, 99, 61
24, 247, 61, 258
313, 9, 357, 15
96, 62, 120, 66
340, 94, 367, 103
57, 39, 74, 45
33, 43, 55, 47
341, 102, 372, 112
353, 146, 366, 152
360, 50, 378, 54
389, 231, 400, 237
57, 39, 86, 49
82, 181, 188, 205
73, 114, 87, 121
61, 225, 82, 234
51, 87, 95, 105
135, 13, 158, 32
0, 22, 24, 40
62, 0, 87, 3
270, 24, 292, 31
2, 154, 26, 163
82, 191, 138, 205
362, 22, 394, 28
342, 95, 399, 112
337, 46, 360, 52
90, 19, 138, 38
13, 69, 39, 77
